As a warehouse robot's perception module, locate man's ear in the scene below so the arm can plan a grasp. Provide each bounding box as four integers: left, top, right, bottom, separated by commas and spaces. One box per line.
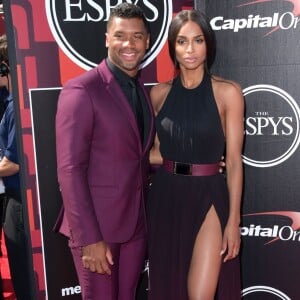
146, 34, 150, 50
105, 33, 109, 48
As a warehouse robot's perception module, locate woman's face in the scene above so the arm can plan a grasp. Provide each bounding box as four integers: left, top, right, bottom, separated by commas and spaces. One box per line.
175, 21, 207, 71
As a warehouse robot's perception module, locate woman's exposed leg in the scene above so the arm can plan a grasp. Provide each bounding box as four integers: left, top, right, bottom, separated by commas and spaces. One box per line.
187, 205, 223, 300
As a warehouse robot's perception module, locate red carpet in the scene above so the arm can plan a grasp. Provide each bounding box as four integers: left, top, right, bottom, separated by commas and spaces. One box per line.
0, 232, 16, 300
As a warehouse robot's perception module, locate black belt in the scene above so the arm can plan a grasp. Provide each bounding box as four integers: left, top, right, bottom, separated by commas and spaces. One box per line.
162, 159, 219, 176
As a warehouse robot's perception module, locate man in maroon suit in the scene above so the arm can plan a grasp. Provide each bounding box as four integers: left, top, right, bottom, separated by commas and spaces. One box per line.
55, 3, 154, 299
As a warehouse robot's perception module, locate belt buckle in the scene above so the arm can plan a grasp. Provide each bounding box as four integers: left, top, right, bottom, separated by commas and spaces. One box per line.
174, 162, 192, 175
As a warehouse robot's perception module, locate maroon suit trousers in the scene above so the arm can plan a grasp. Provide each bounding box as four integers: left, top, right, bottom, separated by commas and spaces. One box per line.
70, 219, 146, 300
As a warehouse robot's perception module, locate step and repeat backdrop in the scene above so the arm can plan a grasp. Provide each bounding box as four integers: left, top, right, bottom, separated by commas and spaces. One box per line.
204, 1, 300, 299
3, 0, 192, 299
3, 0, 300, 299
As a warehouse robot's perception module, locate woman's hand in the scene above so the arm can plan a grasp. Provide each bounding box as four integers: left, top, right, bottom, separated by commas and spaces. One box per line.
220, 222, 241, 262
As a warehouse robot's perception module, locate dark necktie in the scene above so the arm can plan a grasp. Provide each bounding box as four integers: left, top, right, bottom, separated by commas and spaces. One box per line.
129, 78, 144, 144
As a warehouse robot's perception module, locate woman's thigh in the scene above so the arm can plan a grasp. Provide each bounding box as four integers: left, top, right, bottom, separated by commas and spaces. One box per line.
188, 205, 223, 300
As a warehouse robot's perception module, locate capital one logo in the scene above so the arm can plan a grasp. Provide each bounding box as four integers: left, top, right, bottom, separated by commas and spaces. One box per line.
241, 211, 300, 244
211, 0, 300, 35
46, 0, 172, 70
239, 0, 300, 35
242, 285, 291, 299
242, 85, 300, 168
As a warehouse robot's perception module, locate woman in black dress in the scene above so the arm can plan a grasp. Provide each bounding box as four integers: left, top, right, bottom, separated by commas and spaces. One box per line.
147, 9, 244, 300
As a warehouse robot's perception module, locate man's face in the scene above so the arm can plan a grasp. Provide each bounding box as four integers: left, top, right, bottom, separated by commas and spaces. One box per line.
106, 17, 150, 77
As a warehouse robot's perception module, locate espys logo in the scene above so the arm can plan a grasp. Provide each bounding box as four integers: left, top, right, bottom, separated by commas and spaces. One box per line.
210, 0, 300, 35
46, 0, 172, 70
241, 211, 300, 244
242, 85, 300, 168
242, 285, 291, 299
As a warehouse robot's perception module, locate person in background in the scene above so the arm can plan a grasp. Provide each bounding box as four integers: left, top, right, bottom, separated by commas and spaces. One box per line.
147, 9, 244, 300
0, 86, 8, 258
55, 3, 154, 300
0, 85, 8, 300
0, 33, 32, 300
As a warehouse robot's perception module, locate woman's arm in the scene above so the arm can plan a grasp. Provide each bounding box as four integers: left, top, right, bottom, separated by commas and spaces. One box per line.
219, 80, 244, 262
149, 82, 172, 167
150, 134, 163, 166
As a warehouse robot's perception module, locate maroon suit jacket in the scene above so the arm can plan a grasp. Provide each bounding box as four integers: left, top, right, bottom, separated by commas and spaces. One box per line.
55, 60, 155, 247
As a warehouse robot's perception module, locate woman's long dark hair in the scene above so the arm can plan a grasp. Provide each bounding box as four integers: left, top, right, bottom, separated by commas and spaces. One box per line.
168, 10, 216, 74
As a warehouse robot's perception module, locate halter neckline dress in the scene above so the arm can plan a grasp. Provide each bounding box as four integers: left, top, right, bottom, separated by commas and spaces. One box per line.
147, 73, 241, 300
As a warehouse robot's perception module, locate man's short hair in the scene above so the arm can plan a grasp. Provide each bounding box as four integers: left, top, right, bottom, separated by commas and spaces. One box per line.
106, 3, 150, 34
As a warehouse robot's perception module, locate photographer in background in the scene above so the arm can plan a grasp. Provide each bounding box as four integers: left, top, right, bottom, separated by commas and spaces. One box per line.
0, 33, 31, 300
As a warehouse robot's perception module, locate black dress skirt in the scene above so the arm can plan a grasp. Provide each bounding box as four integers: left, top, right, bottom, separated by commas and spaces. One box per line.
147, 74, 241, 300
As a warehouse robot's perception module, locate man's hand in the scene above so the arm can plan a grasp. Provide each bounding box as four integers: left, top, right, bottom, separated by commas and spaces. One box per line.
82, 241, 114, 275
0, 156, 19, 177
219, 156, 226, 174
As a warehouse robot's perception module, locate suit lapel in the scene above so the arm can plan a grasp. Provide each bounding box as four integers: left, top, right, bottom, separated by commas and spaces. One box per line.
98, 62, 142, 149
98, 61, 155, 155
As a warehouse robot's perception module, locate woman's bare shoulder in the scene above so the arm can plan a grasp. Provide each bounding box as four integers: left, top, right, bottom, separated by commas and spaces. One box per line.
211, 75, 243, 105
